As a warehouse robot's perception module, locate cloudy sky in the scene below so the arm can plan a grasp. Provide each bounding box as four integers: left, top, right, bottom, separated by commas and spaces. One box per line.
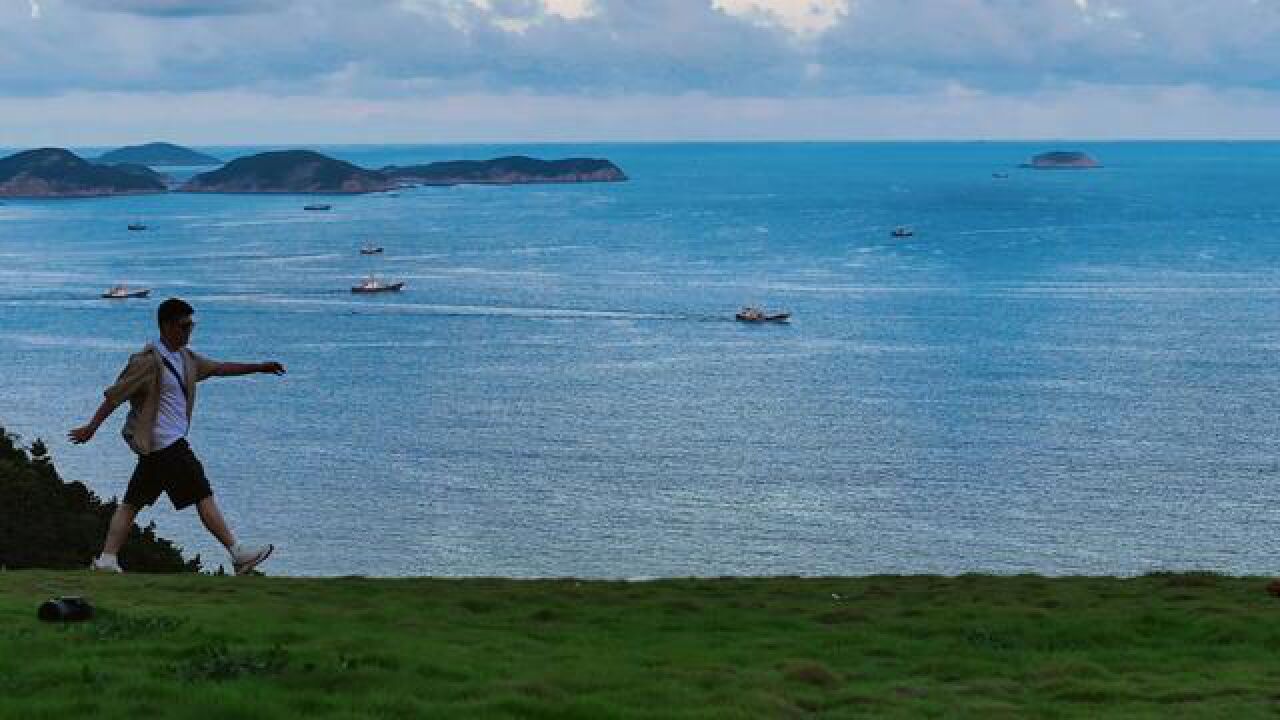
4, 0, 1280, 143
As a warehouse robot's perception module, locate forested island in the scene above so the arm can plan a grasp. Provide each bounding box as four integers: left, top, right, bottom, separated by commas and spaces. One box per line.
0, 148, 167, 197
0, 147, 628, 196
382, 156, 627, 185
179, 150, 392, 194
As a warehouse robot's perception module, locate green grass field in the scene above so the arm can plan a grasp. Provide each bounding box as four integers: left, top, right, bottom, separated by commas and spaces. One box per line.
2, 571, 1279, 718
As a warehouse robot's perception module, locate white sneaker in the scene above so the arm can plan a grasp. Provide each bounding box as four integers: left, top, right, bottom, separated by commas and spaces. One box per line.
90, 556, 122, 573
230, 543, 274, 576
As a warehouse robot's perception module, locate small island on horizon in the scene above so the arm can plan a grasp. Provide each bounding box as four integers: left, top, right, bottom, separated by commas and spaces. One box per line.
1024, 151, 1101, 168
96, 142, 222, 167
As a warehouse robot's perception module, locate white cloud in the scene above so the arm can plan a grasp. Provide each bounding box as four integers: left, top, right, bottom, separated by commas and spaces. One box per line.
714, 0, 848, 36
424, 0, 597, 33
543, 0, 596, 19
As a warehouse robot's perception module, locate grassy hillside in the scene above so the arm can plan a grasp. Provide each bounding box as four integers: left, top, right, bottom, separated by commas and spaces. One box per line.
2, 571, 1278, 718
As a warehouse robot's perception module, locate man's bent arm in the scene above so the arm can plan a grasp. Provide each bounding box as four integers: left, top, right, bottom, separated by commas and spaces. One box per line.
213, 361, 286, 377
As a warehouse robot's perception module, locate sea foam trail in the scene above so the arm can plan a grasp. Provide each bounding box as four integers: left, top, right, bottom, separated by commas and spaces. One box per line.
226, 294, 682, 320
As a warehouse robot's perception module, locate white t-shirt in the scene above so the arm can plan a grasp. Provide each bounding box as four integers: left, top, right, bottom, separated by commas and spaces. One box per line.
152, 339, 190, 452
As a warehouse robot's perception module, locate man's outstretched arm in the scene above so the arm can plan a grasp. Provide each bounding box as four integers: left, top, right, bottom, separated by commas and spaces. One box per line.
212, 361, 286, 377
69, 398, 117, 444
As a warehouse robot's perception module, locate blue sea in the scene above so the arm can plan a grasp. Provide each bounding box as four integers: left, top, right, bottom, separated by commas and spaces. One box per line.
2, 142, 1279, 577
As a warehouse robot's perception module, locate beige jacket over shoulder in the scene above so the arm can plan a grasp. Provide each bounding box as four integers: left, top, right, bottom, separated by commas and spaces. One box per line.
103, 343, 220, 455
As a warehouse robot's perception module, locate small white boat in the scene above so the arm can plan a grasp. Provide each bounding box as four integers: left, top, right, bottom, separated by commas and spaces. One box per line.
890, 226, 914, 238
359, 245, 384, 255
102, 284, 150, 299
127, 223, 147, 231
351, 275, 405, 294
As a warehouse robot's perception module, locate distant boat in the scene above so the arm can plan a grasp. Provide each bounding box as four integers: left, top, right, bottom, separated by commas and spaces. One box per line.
735, 306, 790, 323
890, 226, 914, 238
351, 275, 405, 294
102, 284, 150, 299
359, 245, 384, 255
992, 172, 1010, 179
303, 204, 332, 211
127, 223, 147, 231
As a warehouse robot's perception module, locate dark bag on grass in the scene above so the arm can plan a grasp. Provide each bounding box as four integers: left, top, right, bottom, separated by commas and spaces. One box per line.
38, 596, 94, 622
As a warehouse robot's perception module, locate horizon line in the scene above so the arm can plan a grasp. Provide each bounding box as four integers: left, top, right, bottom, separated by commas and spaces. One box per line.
6, 138, 1280, 152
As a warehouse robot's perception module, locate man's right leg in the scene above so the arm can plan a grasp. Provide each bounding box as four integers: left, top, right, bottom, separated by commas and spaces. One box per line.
169, 442, 273, 576
196, 495, 237, 549
92, 502, 139, 572
195, 496, 273, 576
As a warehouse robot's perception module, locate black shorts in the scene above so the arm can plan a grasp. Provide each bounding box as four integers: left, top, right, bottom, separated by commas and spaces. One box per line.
124, 438, 213, 510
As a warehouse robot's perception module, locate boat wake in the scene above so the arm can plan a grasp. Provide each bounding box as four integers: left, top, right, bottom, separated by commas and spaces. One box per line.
238, 295, 682, 321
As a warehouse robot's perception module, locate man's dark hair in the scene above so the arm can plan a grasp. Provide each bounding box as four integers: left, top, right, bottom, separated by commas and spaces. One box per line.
157, 298, 195, 328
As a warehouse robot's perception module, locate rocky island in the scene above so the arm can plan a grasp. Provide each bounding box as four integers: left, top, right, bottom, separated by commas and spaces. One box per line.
1025, 151, 1100, 168
179, 150, 392, 194
96, 142, 222, 167
182, 151, 627, 193
382, 156, 627, 186
0, 148, 167, 197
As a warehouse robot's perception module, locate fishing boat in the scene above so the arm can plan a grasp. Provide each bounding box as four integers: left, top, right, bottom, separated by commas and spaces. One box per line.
127, 223, 147, 231
102, 284, 150, 299
735, 306, 790, 323
303, 204, 332, 211
890, 226, 914, 238
351, 275, 405, 294
359, 245, 384, 255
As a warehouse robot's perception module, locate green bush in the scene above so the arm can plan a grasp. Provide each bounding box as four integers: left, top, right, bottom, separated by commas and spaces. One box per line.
0, 427, 200, 572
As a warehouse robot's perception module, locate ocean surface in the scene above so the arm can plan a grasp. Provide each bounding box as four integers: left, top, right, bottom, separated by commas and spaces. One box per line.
2, 142, 1279, 577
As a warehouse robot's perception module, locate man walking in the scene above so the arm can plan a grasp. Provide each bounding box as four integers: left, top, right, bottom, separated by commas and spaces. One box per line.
69, 298, 285, 575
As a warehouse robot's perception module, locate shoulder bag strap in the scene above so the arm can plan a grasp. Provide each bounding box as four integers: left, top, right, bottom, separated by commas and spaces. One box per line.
160, 356, 191, 404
